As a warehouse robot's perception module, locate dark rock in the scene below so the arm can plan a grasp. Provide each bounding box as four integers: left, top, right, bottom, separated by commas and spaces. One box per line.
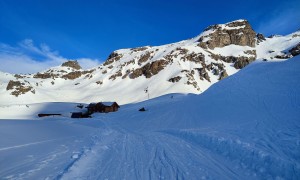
289, 43, 300, 56
109, 70, 122, 80
234, 57, 256, 69
139, 107, 146, 112
14, 74, 25, 79
274, 54, 292, 59
183, 52, 205, 63
33, 72, 58, 79
138, 52, 152, 65
104, 52, 123, 66
256, 33, 266, 43
62, 71, 82, 80
6, 80, 34, 97
96, 81, 103, 85
213, 69, 219, 75
131, 47, 148, 52
196, 68, 210, 82
61, 60, 82, 70
168, 76, 182, 83
130, 59, 168, 79
219, 70, 228, 80
6, 80, 21, 90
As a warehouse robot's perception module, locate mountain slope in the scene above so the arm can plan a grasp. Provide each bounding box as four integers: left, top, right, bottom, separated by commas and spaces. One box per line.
0, 55, 299, 179
0, 20, 299, 106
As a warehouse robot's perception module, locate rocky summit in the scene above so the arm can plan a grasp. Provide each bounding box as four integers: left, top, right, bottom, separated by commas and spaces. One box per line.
0, 19, 299, 105
198, 20, 256, 49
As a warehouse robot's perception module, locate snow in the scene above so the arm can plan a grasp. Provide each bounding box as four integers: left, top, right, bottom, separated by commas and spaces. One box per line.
0, 55, 299, 179
213, 44, 254, 57
256, 31, 300, 60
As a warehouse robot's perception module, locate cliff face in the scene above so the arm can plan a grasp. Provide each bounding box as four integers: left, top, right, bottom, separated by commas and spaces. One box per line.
198, 20, 256, 49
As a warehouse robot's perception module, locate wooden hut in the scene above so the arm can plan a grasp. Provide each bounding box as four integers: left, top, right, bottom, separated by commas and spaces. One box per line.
86, 102, 120, 113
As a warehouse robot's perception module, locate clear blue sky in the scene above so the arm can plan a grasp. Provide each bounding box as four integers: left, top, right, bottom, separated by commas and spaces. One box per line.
0, 0, 299, 61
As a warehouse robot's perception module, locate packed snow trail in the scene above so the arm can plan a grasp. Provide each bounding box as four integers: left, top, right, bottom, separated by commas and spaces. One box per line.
61, 129, 245, 179
0, 56, 300, 179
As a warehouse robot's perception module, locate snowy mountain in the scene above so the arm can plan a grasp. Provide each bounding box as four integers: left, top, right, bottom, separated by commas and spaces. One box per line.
0, 19, 299, 105
0, 55, 299, 179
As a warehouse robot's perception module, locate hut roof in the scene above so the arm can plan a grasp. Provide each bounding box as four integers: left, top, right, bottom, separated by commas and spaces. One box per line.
101, 102, 116, 106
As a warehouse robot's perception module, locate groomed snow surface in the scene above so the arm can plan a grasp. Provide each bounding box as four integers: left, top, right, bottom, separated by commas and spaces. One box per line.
0, 56, 300, 179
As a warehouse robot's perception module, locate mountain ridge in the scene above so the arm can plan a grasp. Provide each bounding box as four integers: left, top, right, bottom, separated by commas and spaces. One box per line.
0, 19, 299, 105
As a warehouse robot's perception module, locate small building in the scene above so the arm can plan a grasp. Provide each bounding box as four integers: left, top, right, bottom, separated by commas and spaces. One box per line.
71, 112, 91, 118
38, 113, 61, 117
71, 112, 83, 118
86, 102, 120, 114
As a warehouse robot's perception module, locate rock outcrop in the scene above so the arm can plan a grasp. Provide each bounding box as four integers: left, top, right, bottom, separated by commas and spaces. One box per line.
6, 80, 34, 97
289, 43, 300, 56
168, 76, 182, 83
130, 60, 168, 79
104, 52, 123, 66
199, 20, 256, 49
61, 60, 82, 70
256, 33, 266, 43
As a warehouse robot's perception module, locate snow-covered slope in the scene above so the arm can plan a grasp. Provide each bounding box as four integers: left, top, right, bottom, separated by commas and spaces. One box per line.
0, 20, 299, 106
0, 55, 299, 179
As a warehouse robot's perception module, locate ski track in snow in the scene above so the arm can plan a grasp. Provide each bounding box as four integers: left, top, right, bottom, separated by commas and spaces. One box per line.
0, 136, 75, 152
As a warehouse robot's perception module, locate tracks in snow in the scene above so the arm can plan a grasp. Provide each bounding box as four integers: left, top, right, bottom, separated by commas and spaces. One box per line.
60, 128, 244, 180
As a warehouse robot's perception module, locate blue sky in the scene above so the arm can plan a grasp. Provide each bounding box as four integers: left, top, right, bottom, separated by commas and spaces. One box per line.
0, 0, 299, 73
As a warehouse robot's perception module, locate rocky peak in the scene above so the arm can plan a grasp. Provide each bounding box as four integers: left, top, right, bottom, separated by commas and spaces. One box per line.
103, 52, 123, 66
256, 33, 266, 43
198, 20, 256, 49
61, 60, 82, 70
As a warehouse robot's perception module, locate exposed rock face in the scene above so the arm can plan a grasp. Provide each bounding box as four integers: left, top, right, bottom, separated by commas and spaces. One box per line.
256, 33, 266, 43
138, 52, 152, 65
130, 60, 168, 79
104, 52, 123, 66
61, 70, 94, 80
219, 70, 228, 80
61, 60, 82, 70
168, 76, 182, 83
289, 43, 300, 56
6, 80, 34, 97
196, 68, 210, 82
131, 47, 149, 52
275, 54, 292, 59
209, 52, 256, 69
109, 70, 122, 80
199, 20, 256, 49
182, 52, 205, 63
233, 57, 256, 69
33, 72, 58, 79
62, 71, 82, 80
